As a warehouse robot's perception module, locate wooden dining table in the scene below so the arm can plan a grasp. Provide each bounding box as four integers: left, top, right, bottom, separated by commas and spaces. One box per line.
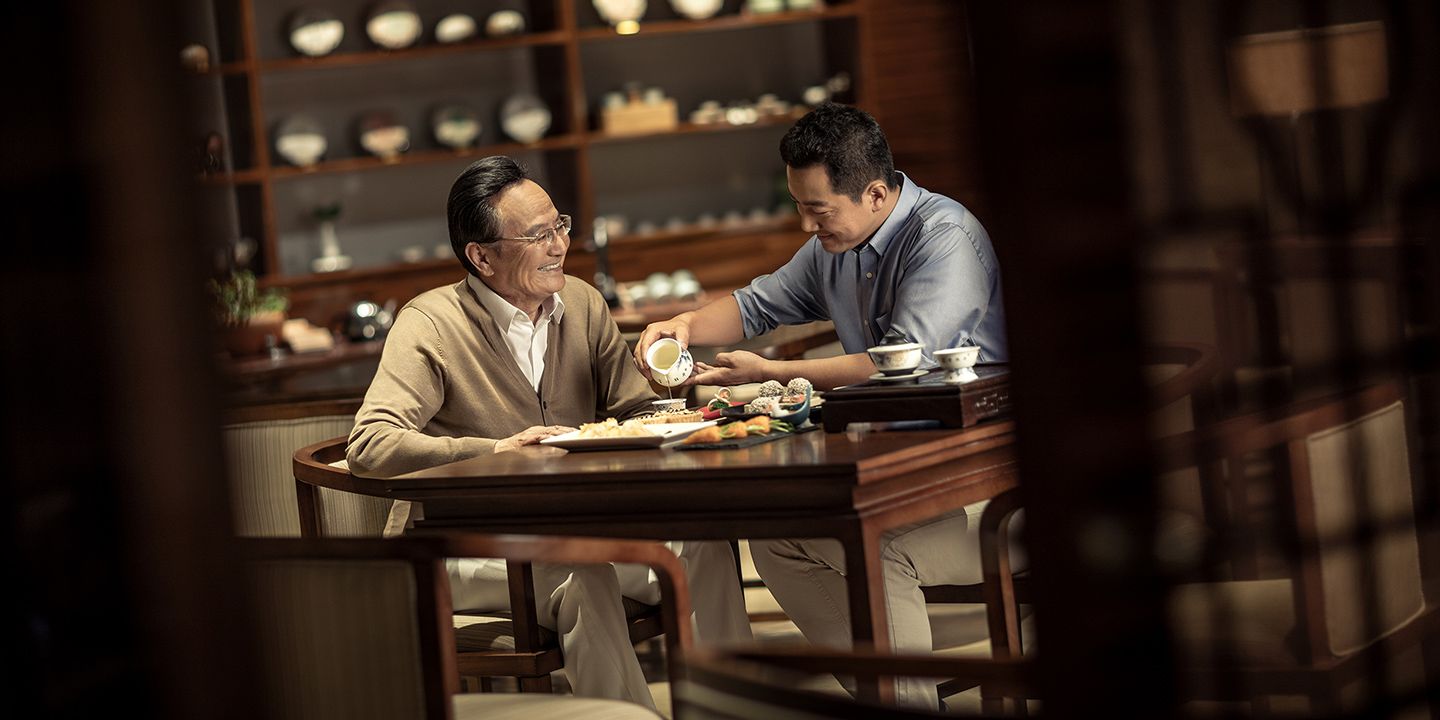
374, 419, 1020, 702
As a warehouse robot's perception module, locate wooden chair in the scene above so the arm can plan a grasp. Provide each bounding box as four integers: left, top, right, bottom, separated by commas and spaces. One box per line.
293, 437, 671, 694
978, 383, 1437, 715
222, 398, 387, 537
241, 534, 677, 720
1159, 382, 1437, 715
918, 343, 1221, 706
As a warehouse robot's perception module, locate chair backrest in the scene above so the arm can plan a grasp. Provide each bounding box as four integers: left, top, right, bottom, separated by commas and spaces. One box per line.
223, 399, 362, 537
1158, 382, 1424, 659
1299, 394, 1422, 657
242, 537, 456, 720
1143, 343, 1220, 523
293, 435, 393, 538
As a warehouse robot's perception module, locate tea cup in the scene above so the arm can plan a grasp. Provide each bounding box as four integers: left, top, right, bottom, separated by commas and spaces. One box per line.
934, 346, 981, 384
645, 337, 694, 387
651, 398, 686, 413
866, 342, 924, 376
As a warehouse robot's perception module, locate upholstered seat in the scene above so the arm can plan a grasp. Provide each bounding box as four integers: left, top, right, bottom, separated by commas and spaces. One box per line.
245, 536, 675, 720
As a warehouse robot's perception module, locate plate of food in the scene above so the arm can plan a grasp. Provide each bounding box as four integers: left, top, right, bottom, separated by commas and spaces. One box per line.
539, 417, 717, 451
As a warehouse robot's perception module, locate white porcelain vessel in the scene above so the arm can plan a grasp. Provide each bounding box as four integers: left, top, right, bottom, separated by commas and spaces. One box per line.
288, 10, 345, 57
866, 342, 924, 377
646, 338, 694, 387
669, 0, 723, 20
500, 94, 552, 143
434, 13, 477, 43
935, 346, 981, 384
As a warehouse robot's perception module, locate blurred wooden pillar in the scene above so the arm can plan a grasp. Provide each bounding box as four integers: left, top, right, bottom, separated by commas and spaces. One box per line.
967, 2, 1178, 717
1, 1, 257, 718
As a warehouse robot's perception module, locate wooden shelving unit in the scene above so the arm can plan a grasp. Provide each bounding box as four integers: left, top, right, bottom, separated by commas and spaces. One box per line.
194, 0, 870, 327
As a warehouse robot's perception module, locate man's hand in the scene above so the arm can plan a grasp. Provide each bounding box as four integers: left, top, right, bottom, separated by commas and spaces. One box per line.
633, 314, 692, 373
494, 425, 576, 453
689, 350, 773, 386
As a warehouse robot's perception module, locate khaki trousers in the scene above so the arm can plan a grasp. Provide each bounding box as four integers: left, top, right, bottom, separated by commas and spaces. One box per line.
752, 503, 1024, 711
447, 540, 751, 711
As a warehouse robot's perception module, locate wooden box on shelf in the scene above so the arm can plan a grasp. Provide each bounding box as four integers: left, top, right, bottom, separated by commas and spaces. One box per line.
600, 98, 679, 136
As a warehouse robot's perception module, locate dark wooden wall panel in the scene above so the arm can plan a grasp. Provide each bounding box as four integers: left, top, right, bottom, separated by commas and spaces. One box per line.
863, 0, 986, 214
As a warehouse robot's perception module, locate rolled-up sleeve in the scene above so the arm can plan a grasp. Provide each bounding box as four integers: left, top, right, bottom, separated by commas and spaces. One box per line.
732, 241, 829, 339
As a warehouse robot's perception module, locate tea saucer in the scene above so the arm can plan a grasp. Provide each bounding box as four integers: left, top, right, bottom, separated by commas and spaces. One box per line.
869, 369, 926, 383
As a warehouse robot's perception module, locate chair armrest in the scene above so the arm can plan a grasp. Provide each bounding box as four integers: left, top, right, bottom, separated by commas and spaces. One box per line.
696, 647, 1034, 696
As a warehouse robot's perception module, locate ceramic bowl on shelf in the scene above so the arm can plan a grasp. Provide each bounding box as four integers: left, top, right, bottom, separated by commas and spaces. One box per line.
594, 0, 647, 26
365, 1, 423, 50
432, 104, 481, 149
180, 44, 211, 72
669, 0, 723, 20
274, 115, 328, 168
288, 9, 345, 57
499, 94, 552, 144
434, 13, 477, 43
357, 110, 410, 159
485, 10, 527, 37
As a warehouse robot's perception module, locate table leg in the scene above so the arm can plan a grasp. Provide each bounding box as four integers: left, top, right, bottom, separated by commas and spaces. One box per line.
842, 524, 893, 704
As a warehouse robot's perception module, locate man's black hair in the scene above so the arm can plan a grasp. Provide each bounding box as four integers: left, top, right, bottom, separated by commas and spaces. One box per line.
447, 155, 529, 277
779, 102, 898, 200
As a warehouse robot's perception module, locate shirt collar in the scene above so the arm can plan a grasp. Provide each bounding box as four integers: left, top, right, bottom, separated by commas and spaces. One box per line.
466, 274, 565, 328
862, 172, 919, 257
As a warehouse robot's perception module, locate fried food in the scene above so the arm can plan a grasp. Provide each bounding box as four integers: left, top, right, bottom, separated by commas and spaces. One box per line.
576, 417, 655, 438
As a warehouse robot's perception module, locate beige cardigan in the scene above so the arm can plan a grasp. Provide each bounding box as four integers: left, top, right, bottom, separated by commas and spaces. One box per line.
347, 275, 657, 482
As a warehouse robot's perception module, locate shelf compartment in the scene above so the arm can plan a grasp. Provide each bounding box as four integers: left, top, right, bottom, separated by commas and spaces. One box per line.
268, 135, 582, 179
586, 112, 804, 145
576, 6, 857, 41
256, 31, 569, 73
609, 216, 802, 246
263, 256, 458, 290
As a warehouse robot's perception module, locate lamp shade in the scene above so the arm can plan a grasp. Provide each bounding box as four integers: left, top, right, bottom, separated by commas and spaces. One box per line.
1228, 21, 1387, 117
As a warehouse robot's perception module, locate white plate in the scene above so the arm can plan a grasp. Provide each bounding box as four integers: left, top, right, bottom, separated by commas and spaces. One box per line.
868, 369, 927, 383
539, 420, 717, 451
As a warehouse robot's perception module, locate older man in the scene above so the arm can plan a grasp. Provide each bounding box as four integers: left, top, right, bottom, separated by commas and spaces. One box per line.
348, 156, 750, 710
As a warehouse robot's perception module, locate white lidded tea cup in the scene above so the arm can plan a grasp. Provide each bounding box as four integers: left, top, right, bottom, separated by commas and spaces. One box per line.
866, 342, 924, 376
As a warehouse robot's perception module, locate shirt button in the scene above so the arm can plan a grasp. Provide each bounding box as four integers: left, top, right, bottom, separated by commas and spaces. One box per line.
865, 272, 874, 279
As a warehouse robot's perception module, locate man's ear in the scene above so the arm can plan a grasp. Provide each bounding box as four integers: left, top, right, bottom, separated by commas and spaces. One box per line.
865, 180, 889, 212
466, 242, 493, 276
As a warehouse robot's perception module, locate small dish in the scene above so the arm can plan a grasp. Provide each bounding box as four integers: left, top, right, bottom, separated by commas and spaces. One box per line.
868, 369, 927, 383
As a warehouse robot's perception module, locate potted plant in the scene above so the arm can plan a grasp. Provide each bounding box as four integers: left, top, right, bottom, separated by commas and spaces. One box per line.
208, 270, 289, 357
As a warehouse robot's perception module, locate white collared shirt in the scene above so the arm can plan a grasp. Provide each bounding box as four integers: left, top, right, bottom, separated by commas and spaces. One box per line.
467, 275, 566, 392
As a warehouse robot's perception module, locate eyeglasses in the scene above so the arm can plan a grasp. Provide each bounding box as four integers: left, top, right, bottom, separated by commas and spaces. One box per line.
491, 214, 572, 246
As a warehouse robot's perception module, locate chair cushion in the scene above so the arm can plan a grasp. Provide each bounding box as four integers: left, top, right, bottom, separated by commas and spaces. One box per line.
453, 693, 662, 719
453, 596, 655, 652
1169, 579, 1299, 666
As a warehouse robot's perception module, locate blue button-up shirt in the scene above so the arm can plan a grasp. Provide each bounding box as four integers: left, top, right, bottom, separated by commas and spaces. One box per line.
733, 173, 1007, 364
